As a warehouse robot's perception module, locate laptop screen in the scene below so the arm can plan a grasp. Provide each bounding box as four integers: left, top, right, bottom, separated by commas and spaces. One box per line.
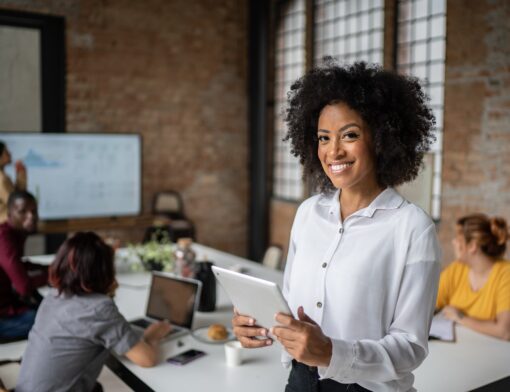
146, 273, 200, 329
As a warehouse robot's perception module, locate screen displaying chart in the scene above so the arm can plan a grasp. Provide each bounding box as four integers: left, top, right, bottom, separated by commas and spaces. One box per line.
1, 133, 141, 219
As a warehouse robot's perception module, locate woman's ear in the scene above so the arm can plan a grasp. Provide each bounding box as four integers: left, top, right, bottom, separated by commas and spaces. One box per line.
467, 240, 479, 255
107, 279, 119, 298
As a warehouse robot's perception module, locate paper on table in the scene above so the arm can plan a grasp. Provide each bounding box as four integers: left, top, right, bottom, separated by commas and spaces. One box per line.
429, 314, 455, 341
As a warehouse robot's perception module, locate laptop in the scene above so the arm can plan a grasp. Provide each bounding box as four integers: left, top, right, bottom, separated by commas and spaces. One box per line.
130, 272, 202, 340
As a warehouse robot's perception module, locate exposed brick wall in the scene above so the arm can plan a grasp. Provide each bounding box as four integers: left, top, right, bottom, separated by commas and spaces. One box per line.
440, 0, 510, 263
269, 199, 298, 266
0, 0, 249, 256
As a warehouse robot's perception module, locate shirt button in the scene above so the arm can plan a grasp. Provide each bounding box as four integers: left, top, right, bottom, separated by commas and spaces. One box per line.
339, 227, 344, 234
316, 302, 322, 308
322, 262, 327, 268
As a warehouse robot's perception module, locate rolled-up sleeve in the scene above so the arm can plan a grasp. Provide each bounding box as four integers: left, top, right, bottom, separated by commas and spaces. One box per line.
0, 233, 33, 297
92, 300, 142, 355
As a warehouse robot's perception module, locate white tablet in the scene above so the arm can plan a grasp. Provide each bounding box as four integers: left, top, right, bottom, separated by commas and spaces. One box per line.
212, 265, 292, 330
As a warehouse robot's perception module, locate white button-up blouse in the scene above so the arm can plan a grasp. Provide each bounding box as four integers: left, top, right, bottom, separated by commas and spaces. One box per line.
281, 188, 441, 392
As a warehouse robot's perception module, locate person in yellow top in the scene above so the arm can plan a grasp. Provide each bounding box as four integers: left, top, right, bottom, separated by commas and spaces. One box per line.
436, 213, 510, 340
0, 141, 27, 223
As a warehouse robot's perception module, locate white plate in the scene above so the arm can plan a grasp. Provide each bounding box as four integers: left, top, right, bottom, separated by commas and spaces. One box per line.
191, 326, 236, 344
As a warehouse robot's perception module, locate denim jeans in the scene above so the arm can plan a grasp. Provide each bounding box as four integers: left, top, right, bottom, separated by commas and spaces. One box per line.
0, 309, 37, 339
285, 360, 371, 392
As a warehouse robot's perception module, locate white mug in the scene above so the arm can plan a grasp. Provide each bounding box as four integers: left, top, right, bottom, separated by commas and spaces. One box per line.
224, 340, 244, 366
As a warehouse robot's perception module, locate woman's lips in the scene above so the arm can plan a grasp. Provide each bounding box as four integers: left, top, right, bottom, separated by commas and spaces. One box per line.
329, 162, 353, 174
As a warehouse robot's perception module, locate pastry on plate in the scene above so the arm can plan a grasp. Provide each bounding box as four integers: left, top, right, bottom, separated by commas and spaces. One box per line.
207, 323, 228, 341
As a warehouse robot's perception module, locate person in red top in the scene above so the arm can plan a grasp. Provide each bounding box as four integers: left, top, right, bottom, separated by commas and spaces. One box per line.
0, 190, 47, 340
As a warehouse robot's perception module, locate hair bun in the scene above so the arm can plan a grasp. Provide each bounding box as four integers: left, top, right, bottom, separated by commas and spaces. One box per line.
490, 217, 508, 245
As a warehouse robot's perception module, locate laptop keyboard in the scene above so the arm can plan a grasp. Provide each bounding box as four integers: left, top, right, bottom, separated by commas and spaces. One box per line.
131, 319, 152, 329
130, 319, 180, 337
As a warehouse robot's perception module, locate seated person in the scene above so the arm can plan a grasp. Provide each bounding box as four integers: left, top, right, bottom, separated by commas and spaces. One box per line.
0, 191, 47, 340
16, 232, 171, 392
436, 213, 510, 340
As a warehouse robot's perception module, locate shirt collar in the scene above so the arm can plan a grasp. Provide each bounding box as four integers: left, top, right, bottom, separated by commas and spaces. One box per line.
319, 187, 405, 219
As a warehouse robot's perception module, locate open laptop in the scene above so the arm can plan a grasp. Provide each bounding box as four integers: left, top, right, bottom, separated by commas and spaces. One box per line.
130, 272, 202, 340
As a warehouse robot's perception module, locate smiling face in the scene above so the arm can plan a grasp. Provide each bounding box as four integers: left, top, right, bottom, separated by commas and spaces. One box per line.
317, 102, 378, 192
8, 197, 38, 233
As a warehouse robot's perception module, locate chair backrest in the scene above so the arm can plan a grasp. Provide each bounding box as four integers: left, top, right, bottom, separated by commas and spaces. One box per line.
0, 359, 21, 392
153, 191, 184, 219
262, 245, 283, 270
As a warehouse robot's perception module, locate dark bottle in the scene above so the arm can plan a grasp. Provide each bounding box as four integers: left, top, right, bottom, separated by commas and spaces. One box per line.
194, 260, 216, 312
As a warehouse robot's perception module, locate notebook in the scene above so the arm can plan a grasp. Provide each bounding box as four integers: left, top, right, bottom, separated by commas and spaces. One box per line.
130, 272, 202, 340
429, 314, 455, 342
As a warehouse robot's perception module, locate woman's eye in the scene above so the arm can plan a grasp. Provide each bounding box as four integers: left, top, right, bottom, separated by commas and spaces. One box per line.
318, 135, 329, 143
343, 131, 360, 140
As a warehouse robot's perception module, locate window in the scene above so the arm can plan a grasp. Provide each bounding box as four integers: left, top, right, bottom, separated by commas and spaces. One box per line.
272, 0, 307, 200
314, 0, 385, 65
396, 0, 446, 220
272, 0, 386, 201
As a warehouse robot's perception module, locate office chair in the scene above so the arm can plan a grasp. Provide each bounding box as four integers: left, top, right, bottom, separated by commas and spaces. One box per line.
261, 245, 283, 270
144, 191, 195, 243
0, 359, 21, 392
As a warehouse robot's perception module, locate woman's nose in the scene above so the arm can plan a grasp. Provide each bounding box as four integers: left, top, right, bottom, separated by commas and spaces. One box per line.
327, 139, 345, 158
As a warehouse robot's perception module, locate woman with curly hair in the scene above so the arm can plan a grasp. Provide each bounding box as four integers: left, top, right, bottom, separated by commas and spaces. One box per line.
437, 214, 510, 340
233, 61, 441, 392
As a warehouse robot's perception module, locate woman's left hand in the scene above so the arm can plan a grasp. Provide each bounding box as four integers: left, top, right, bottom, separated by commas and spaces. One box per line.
272, 306, 332, 367
442, 306, 465, 323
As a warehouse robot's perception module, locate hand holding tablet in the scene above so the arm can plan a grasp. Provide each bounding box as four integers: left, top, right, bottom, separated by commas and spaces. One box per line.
212, 266, 292, 347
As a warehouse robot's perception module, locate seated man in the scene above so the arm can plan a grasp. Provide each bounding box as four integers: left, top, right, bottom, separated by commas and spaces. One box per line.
0, 191, 47, 340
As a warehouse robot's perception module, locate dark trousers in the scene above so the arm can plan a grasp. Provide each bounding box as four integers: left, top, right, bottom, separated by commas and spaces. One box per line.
285, 360, 371, 392
91, 382, 103, 392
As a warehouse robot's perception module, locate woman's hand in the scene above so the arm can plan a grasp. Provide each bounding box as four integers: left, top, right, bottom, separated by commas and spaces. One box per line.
143, 320, 172, 345
441, 306, 465, 323
232, 308, 272, 348
272, 306, 332, 367
15, 160, 27, 178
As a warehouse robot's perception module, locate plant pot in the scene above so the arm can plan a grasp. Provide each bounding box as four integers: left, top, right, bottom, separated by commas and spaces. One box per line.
141, 258, 164, 271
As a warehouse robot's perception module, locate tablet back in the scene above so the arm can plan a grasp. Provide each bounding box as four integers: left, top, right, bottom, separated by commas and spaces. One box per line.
212, 266, 292, 330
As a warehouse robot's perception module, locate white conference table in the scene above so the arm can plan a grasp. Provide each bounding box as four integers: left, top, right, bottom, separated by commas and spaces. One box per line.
110, 244, 290, 392
3, 243, 510, 392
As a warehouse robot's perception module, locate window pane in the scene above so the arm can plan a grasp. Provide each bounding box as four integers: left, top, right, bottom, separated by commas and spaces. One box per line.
414, 0, 428, 19
429, 62, 445, 84
430, 15, 446, 38
396, 0, 446, 220
414, 19, 428, 41
413, 42, 427, 63
372, 10, 383, 29
414, 64, 427, 81
430, 39, 445, 61
431, 0, 445, 14
398, 22, 411, 43
399, 2, 412, 21
273, 0, 306, 200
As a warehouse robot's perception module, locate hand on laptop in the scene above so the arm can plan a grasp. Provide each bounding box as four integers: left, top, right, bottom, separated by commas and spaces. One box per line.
126, 320, 172, 367
144, 320, 172, 345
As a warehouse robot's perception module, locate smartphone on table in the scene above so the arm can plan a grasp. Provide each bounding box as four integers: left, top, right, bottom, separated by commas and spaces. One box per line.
166, 349, 206, 365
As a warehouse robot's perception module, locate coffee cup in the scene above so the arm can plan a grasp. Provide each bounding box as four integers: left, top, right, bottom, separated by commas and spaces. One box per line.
224, 340, 244, 366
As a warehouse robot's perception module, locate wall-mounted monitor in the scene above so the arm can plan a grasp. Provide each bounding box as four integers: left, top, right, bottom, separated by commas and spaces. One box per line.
0, 132, 141, 220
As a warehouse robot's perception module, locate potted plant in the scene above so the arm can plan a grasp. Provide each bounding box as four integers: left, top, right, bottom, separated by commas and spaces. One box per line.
127, 229, 175, 272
